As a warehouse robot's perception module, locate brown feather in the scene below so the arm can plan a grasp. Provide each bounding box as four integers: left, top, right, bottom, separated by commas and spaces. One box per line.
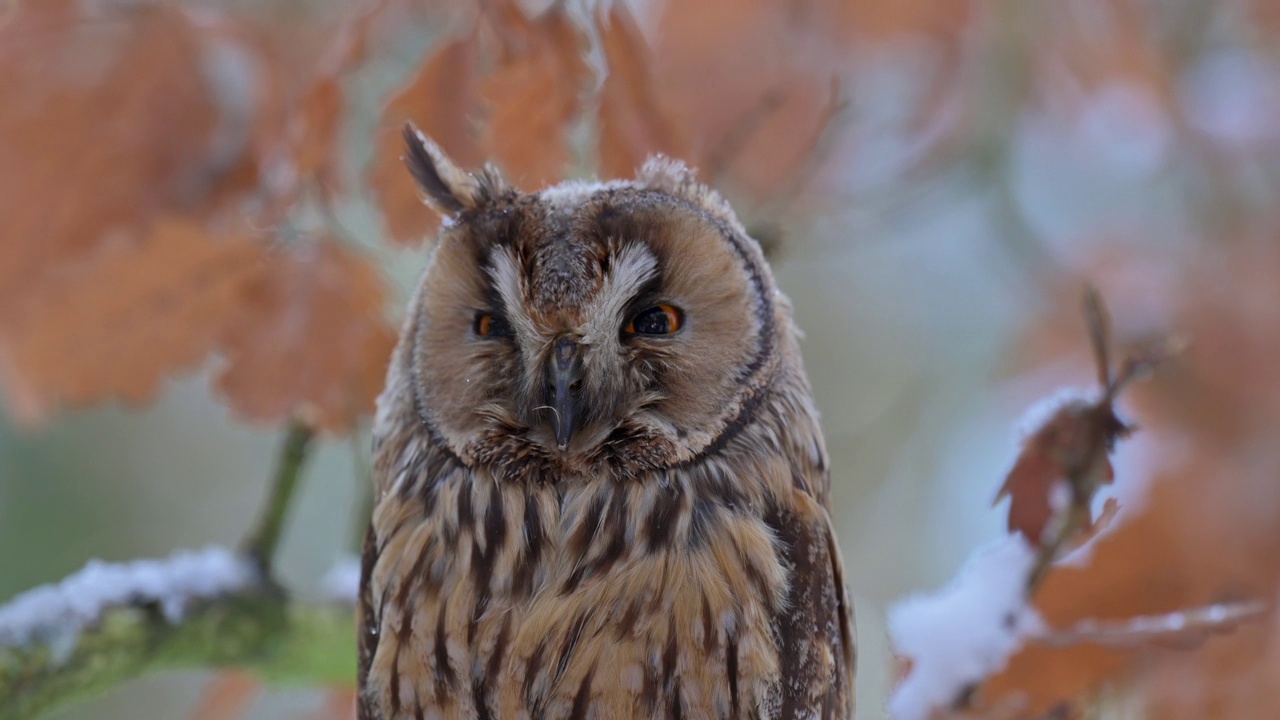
359, 139, 854, 719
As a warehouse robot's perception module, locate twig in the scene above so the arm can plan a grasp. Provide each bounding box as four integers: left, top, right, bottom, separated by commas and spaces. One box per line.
243, 421, 316, 577
0, 418, 343, 720
1024, 501, 1091, 595
1033, 601, 1269, 649
954, 288, 1179, 714
1017, 287, 1136, 597
0, 591, 354, 720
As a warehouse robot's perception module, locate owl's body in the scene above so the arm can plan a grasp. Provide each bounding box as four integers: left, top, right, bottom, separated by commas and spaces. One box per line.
358, 128, 854, 719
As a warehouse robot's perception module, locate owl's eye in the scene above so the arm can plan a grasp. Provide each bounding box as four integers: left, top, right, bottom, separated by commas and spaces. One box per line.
625, 305, 682, 336
474, 312, 512, 338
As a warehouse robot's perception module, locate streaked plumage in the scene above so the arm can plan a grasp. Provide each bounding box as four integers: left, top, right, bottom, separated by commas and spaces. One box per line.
357, 124, 854, 719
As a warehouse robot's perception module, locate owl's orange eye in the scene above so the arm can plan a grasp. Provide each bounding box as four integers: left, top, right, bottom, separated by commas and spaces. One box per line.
625, 305, 682, 335
474, 312, 512, 338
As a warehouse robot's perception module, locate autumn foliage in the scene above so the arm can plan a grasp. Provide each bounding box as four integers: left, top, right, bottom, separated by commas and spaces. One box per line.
0, 0, 853, 432
4, 0, 1280, 718
0, 1, 396, 432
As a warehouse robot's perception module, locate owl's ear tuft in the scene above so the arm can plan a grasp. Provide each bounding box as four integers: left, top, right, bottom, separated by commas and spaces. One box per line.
402, 123, 509, 217
635, 155, 698, 194
637, 155, 742, 233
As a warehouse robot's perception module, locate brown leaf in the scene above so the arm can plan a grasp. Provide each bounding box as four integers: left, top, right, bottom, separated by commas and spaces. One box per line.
284, 0, 404, 205
477, 3, 589, 188
996, 400, 1123, 547
1251, 0, 1280, 39
617, 0, 849, 201
0, 2, 397, 432
215, 238, 396, 433
995, 287, 1174, 553
991, 239, 1280, 715
0, 219, 263, 426
292, 75, 346, 197
0, 3, 222, 311
1044, 0, 1175, 106
369, 33, 483, 245
837, 0, 973, 41
596, 4, 691, 179
332, 0, 396, 73
984, 449, 1280, 714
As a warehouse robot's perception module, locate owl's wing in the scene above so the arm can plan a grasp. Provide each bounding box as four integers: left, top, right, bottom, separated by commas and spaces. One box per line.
767, 485, 856, 719
356, 524, 380, 720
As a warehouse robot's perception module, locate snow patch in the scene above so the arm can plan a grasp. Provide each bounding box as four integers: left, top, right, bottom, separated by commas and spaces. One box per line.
1182, 50, 1280, 147
320, 555, 362, 605
1012, 386, 1096, 440
1075, 82, 1173, 177
0, 546, 255, 657
887, 535, 1044, 720
537, 178, 631, 209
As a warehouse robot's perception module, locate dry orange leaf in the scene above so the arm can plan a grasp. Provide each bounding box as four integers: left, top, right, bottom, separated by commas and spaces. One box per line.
596, 4, 692, 179
294, 77, 345, 183
984, 450, 1280, 716
284, 0, 403, 205
996, 289, 1146, 548
1251, 0, 1280, 39
996, 398, 1124, 547
838, 0, 973, 41
292, 76, 347, 198
621, 0, 848, 201
215, 238, 396, 433
989, 246, 1280, 716
0, 219, 263, 426
477, 2, 589, 188
0, 2, 398, 433
0, 3, 222, 312
1034, 0, 1175, 112
369, 32, 484, 245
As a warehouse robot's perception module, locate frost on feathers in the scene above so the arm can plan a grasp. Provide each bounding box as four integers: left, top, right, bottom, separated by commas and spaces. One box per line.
887, 535, 1044, 720
0, 546, 255, 660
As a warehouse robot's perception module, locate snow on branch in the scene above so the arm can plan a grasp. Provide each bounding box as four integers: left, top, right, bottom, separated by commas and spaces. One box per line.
1034, 600, 1269, 649
320, 555, 361, 605
0, 419, 352, 720
0, 548, 357, 720
0, 546, 255, 657
888, 536, 1045, 720
884, 288, 1205, 719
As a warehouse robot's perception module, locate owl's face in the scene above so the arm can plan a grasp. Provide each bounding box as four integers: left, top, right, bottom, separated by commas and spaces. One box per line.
401, 130, 777, 478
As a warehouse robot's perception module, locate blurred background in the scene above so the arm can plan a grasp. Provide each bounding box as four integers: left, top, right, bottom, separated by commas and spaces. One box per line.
3, 0, 1280, 718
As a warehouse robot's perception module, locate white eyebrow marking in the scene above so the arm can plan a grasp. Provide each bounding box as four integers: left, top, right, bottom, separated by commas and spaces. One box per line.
487, 247, 541, 366
581, 242, 658, 345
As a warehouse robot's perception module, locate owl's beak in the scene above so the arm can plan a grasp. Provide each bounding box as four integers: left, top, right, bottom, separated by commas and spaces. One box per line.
548, 337, 583, 450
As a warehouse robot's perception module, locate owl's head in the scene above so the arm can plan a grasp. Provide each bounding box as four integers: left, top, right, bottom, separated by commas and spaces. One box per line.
394, 125, 790, 480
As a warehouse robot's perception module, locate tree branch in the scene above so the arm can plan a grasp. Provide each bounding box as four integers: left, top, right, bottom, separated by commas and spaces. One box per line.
243, 421, 316, 576
0, 419, 351, 720
0, 587, 354, 720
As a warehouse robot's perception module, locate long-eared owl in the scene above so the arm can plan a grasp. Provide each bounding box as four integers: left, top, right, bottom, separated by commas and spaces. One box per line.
357, 124, 855, 720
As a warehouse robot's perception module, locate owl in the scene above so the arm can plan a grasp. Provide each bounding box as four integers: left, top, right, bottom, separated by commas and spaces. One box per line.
357, 123, 855, 720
